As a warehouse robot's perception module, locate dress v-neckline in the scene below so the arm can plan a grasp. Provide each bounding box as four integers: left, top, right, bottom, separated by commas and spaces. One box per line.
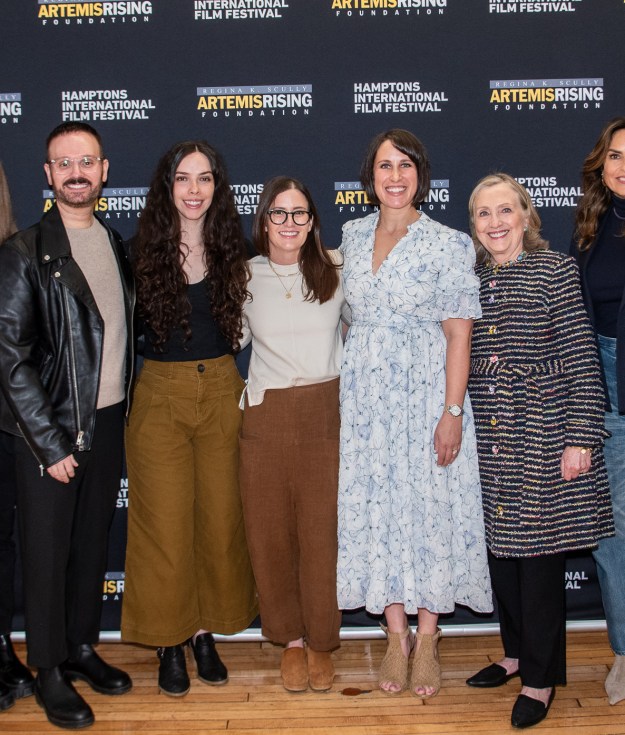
371, 213, 421, 276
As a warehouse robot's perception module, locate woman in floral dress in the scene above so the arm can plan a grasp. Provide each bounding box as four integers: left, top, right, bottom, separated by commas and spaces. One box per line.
338, 129, 492, 699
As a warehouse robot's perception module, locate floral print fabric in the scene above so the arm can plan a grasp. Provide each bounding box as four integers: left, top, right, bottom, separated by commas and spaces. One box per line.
337, 212, 493, 615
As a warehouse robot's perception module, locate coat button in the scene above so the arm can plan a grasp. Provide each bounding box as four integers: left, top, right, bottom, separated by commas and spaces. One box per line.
490, 416, 498, 426
488, 325, 497, 334
496, 505, 504, 518
44, 254, 50, 261
492, 445, 499, 454
54, 271, 61, 278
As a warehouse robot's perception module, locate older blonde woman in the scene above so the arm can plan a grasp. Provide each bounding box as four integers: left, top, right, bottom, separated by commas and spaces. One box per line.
466, 173, 614, 729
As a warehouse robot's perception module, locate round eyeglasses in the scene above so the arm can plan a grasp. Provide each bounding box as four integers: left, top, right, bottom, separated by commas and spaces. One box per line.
267, 208, 312, 226
47, 156, 103, 172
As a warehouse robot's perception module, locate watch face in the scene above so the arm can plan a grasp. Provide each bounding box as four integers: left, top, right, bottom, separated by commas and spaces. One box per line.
447, 404, 462, 417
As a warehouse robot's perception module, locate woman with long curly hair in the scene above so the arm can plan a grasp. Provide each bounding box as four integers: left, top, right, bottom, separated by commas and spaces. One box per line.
121, 141, 257, 697
571, 117, 625, 705
239, 177, 345, 692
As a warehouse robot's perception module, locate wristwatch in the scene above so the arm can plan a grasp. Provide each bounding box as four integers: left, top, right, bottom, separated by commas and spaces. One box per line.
446, 404, 464, 417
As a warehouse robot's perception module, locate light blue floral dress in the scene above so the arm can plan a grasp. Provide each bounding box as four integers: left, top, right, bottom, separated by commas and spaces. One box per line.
338, 212, 493, 615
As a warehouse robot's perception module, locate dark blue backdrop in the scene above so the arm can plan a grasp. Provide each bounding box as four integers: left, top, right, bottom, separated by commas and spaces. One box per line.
1, 0, 623, 633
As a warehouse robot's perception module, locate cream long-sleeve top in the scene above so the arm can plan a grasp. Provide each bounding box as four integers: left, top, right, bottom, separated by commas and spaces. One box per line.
240, 250, 346, 407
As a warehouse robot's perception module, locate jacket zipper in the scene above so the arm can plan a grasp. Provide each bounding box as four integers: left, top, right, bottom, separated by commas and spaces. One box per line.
62, 288, 85, 450
18, 421, 46, 476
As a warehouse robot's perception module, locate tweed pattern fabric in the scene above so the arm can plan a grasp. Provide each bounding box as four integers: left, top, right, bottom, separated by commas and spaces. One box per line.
469, 249, 614, 557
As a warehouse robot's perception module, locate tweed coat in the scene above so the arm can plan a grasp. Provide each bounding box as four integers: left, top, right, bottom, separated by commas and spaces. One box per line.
468, 249, 614, 557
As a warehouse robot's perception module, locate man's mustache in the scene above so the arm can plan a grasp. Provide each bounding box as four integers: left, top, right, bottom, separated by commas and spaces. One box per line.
63, 177, 91, 187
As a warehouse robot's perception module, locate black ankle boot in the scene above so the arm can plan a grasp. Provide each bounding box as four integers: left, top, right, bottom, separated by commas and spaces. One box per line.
189, 633, 228, 685
0, 634, 35, 698
157, 645, 190, 697
0, 679, 14, 711
35, 666, 94, 729
64, 643, 132, 695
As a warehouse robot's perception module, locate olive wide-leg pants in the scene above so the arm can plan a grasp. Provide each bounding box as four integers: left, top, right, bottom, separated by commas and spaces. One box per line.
122, 357, 258, 646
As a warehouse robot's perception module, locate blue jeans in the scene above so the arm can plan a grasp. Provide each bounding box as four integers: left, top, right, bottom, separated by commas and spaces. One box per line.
595, 335, 625, 655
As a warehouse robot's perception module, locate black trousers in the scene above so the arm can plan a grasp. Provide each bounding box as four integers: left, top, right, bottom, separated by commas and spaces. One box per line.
488, 550, 567, 688
15, 403, 124, 669
0, 430, 17, 634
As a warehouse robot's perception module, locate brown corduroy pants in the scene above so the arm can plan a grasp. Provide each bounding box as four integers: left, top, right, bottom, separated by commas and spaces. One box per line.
122, 356, 258, 646
239, 379, 341, 651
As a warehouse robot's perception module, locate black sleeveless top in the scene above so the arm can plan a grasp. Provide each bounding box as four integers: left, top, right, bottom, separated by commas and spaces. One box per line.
143, 280, 232, 361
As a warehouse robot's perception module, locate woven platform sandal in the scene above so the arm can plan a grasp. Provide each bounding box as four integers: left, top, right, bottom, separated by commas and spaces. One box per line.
378, 624, 414, 695
410, 628, 441, 699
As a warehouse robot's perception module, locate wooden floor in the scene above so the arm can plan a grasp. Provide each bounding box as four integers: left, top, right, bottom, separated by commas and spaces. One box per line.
2, 631, 624, 734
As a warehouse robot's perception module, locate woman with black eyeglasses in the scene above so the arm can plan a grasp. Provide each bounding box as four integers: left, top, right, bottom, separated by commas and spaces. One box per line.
239, 176, 346, 693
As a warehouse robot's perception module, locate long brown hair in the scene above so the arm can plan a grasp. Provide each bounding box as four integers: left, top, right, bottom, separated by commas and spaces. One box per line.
252, 176, 340, 304
0, 162, 17, 242
574, 117, 625, 252
468, 173, 548, 265
133, 140, 249, 351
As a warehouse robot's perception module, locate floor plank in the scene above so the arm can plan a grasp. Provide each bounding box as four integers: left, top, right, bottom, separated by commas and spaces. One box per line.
2, 631, 623, 734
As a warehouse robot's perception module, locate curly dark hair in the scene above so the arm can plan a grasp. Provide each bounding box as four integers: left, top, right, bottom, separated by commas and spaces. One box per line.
133, 140, 248, 351
252, 176, 340, 304
574, 117, 625, 252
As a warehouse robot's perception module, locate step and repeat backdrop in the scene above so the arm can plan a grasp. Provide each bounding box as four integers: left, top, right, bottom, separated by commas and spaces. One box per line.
2, 0, 624, 633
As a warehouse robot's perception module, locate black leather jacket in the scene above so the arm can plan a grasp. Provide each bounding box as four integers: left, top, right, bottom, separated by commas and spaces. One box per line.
0, 205, 135, 469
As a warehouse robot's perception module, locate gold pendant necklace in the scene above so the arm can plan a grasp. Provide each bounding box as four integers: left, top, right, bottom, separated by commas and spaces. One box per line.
268, 259, 301, 299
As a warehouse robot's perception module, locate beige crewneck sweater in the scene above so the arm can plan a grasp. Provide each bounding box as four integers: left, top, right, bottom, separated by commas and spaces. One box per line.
66, 220, 126, 408
241, 250, 346, 407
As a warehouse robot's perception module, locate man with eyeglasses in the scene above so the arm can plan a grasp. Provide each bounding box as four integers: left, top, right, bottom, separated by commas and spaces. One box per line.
0, 122, 134, 729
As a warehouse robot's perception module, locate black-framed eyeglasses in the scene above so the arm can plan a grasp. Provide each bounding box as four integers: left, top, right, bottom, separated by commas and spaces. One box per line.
267, 208, 312, 226
47, 156, 103, 172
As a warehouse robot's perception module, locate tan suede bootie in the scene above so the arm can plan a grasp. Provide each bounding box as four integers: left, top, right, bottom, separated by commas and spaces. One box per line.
307, 649, 334, 692
280, 648, 308, 692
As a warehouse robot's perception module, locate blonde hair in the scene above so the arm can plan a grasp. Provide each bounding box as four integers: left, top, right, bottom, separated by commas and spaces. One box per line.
468, 173, 548, 265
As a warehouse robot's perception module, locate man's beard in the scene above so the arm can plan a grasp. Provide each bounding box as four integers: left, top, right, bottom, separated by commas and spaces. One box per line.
53, 177, 102, 209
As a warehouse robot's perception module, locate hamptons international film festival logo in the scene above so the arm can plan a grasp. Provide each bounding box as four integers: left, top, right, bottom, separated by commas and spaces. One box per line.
516, 176, 581, 207
37, 0, 153, 25
197, 84, 312, 118
354, 81, 449, 114
61, 89, 156, 122
194, 0, 289, 21
489, 0, 582, 12
233, 182, 264, 215
490, 77, 603, 111
565, 568, 590, 590
0, 93, 22, 125
43, 187, 148, 220
331, 0, 447, 16
334, 179, 450, 215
